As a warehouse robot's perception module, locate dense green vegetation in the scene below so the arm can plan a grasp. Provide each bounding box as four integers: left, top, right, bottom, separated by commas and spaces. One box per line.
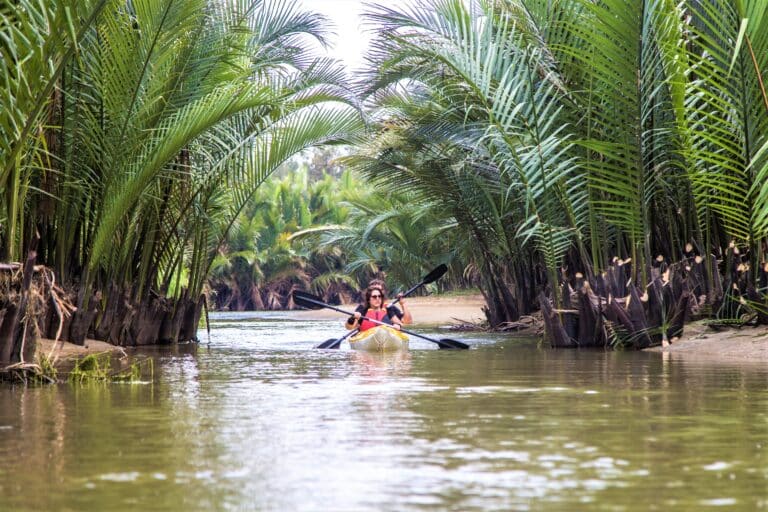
209, 159, 472, 310
208, 165, 357, 310
1, 0, 362, 352
216, 1, 768, 333
344, 0, 768, 330
2, 0, 768, 355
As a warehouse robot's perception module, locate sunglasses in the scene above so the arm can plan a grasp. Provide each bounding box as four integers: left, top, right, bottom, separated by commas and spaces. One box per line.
370, 294, 382, 298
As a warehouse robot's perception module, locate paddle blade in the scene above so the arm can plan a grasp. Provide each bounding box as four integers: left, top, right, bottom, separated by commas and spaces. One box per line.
293, 290, 325, 310
422, 264, 448, 285
437, 338, 470, 350
316, 338, 342, 349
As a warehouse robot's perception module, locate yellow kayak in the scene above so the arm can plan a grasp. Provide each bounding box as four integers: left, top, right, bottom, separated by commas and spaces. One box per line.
349, 326, 409, 352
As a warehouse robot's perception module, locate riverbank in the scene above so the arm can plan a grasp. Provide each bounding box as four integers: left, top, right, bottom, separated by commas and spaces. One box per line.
645, 320, 768, 363
26, 294, 768, 364
35, 338, 125, 362
0, 338, 126, 382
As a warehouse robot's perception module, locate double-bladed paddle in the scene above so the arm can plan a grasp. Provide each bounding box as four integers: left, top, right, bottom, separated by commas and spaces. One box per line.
294, 289, 469, 350
315, 264, 448, 349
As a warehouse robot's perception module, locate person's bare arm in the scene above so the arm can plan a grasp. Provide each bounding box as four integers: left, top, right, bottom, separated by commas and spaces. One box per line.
397, 294, 413, 324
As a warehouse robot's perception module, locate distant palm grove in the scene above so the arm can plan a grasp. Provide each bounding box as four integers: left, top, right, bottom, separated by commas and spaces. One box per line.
1, 0, 767, 359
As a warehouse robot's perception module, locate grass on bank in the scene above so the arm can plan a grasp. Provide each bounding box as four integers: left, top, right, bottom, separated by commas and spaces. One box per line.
67, 353, 153, 384
2, 351, 153, 385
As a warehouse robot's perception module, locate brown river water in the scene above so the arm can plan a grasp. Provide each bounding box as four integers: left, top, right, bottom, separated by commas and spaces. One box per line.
1, 311, 766, 511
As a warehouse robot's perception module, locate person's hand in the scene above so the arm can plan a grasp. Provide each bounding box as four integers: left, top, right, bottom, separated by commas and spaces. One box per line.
354, 311, 362, 320
393, 323, 401, 330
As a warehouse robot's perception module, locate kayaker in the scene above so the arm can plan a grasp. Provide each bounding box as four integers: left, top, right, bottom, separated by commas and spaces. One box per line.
345, 285, 405, 332
368, 278, 412, 325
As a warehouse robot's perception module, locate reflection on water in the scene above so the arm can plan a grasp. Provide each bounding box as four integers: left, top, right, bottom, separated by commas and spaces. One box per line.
0, 312, 766, 511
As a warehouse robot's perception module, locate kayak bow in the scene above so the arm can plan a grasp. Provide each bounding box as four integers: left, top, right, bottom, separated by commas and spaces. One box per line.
349, 325, 409, 352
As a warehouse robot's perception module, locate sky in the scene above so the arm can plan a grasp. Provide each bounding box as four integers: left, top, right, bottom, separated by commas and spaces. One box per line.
300, 0, 409, 71
300, 0, 371, 70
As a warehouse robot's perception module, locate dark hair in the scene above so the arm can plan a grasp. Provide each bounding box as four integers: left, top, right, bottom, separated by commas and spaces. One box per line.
364, 285, 385, 309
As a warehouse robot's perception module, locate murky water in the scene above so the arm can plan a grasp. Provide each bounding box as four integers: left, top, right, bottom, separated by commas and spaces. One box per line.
1, 312, 766, 511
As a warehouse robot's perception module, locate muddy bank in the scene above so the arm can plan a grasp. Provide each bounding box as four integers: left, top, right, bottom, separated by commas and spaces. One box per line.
36, 338, 125, 362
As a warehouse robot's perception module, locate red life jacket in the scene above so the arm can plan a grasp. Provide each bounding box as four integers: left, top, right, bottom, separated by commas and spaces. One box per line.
359, 308, 389, 331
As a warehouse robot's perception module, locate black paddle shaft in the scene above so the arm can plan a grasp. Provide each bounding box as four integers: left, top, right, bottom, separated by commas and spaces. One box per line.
295, 291, 469, 350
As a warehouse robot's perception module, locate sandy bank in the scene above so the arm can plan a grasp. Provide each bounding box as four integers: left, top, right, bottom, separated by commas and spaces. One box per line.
645, 321, 768, 363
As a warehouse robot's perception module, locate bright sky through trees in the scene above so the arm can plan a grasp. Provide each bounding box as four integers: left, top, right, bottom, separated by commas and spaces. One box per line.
301, 0, 411, 70
301, 0, 369, 69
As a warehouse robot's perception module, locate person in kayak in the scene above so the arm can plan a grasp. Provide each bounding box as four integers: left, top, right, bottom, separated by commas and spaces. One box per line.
345, 285, 405, 332
368, 278, 412, 325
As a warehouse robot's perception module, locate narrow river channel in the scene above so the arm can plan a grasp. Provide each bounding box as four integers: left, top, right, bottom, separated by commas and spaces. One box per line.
1, 311, 766, 511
